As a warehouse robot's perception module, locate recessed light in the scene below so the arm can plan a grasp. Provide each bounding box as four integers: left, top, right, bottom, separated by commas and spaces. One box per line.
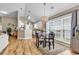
28, 10, 31, 13
0, 11, 8, 14
50, 6, 54, 9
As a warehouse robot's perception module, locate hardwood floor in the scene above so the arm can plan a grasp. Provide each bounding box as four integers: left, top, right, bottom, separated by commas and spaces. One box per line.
2, 37, 42, 55
1, 36, 77, 55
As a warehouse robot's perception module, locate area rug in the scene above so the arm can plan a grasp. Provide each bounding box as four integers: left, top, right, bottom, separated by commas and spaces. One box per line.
39, 43, 69, 55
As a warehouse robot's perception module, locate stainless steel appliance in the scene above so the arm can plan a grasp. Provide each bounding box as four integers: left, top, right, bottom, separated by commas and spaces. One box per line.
71, 26, 79, 53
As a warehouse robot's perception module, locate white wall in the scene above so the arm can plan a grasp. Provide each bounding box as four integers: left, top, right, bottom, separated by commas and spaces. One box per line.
0, 16, 2, 31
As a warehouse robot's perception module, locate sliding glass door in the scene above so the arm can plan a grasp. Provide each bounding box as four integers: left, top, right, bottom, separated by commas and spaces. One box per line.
63, 16, 71, 44
46, 14, 72, 44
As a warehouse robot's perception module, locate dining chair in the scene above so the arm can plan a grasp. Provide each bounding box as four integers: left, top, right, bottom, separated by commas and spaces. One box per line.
35, 32, 44, 48
44, 32, 55, 50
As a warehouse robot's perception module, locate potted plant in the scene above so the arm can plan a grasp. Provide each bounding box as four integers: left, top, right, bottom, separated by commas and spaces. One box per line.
7, 27, 12, 36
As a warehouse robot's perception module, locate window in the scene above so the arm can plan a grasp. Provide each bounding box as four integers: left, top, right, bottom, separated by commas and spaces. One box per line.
46, 14, 72, 44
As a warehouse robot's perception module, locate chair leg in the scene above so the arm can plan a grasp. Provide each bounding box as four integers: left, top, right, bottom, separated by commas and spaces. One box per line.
36, 40, 37, 46
43, 41, 45, 47
36, 40, 39, 48
53, 42, 54, 49
37, 42, 39, 48
44, 40, 46, 47
52, 39, 54, 49
49, 42, 51, 50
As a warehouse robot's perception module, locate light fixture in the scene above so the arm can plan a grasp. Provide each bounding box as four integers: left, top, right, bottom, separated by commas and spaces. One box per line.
27, 10, 31, 19
34, 24, 38, 29
27, 15, 31, 19
50, 6, 54, 9
20, 8, 23, 16
0, 11, 8, 14
41, 3, 48, 31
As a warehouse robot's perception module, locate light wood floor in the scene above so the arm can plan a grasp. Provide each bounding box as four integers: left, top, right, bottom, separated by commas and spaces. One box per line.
1, 36, 78, 55
2, 37, 42, 55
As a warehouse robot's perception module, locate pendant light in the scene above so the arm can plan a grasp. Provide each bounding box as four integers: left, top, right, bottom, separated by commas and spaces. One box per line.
27, 10, 31, 20
20, 8, 23, 16
41, 3, 48, 31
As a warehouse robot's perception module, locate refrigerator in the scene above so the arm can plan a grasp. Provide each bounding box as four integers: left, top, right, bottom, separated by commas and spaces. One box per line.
71, 10, 79, 53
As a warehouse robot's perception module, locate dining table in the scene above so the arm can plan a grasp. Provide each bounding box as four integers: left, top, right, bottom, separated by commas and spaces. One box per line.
40, 34, 54, 50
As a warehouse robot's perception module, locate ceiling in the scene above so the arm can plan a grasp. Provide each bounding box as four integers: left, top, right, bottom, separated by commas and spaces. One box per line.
0, 3, 25, 16
0, 3, 79, 23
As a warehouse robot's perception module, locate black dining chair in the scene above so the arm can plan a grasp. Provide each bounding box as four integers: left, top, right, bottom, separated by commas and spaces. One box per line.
44, 32, 55, 50
35, 32, 44, 48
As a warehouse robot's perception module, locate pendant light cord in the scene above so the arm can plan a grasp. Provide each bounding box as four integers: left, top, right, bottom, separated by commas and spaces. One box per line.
20, 8, 22, 16
44, 3, 46, 16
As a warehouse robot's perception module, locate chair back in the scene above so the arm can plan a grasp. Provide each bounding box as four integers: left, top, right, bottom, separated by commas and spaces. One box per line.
49, 32, 55, 40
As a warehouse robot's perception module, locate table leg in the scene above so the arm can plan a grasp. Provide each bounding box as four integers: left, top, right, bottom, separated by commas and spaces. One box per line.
43, 41, 45, 47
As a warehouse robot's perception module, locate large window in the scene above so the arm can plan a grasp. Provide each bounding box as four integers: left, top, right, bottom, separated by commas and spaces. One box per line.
46, 14, 72, 44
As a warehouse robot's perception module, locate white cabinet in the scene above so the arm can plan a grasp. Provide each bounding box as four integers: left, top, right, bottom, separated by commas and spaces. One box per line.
18, 29, 25, 39
18, 29, 32, 39
0, 34, 9, 53
18, 23, 32, 39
